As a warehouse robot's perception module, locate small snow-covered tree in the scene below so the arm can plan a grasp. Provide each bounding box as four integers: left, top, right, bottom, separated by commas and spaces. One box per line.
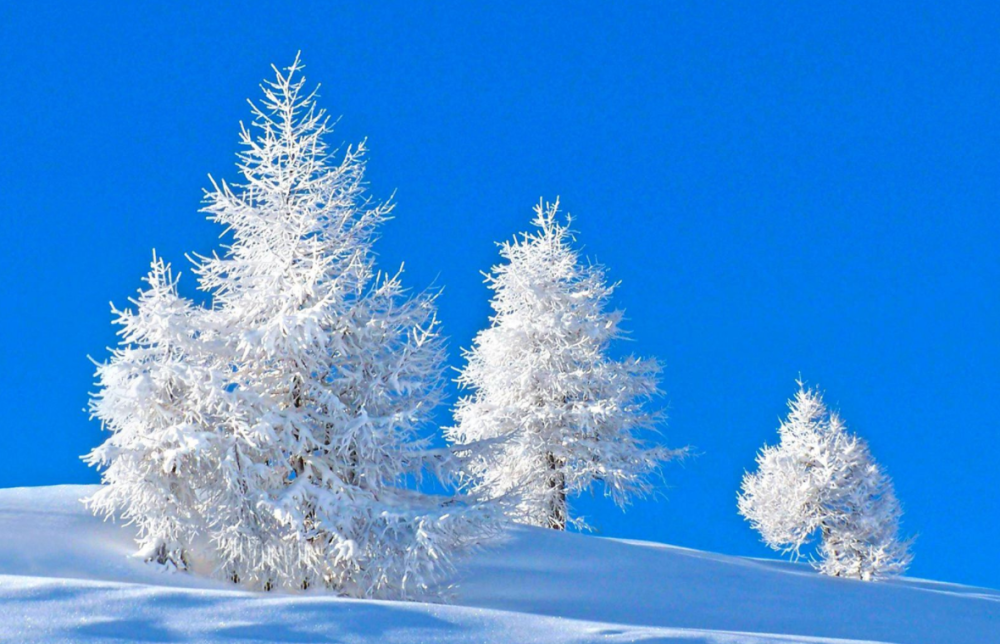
85, 255, 224, 569
86, 56, 497, 600
448, 200, 682, 530
738, 383, 912, 580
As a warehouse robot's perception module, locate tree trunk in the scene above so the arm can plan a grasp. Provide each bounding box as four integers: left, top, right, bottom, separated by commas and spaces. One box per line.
546, 452, 567, 530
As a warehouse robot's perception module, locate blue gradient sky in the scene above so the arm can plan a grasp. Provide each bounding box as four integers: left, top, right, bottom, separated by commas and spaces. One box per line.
1, 2, 997, 588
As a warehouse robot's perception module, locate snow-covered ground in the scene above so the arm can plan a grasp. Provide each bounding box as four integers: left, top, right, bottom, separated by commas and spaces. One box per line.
0, 486, 996, 643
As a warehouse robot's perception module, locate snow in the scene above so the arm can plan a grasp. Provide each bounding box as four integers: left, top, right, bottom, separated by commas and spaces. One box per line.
1, 486, 997, 643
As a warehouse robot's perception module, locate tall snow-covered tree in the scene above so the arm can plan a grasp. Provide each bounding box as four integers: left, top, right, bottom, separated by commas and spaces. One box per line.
192, 55, 496, 598
86, 56, 497, 600
738, 383, 912, 581
448, 200, 682, 530
85, 255, 226, 570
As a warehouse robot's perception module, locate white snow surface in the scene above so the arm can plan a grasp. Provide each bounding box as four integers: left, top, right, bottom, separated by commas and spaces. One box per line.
0, 486, 996, 643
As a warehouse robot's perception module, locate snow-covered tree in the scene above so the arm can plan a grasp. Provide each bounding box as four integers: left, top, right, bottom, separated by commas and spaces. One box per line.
84, 255, 225, 570
448, 200, 682, 530
193, 55, 497, 598
86, 56, 497, 600
738, 383, 912, 581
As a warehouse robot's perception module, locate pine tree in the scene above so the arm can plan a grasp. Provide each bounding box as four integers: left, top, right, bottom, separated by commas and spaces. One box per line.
85, 255, 224, 570
448, 200, 682, 530
86, 57, 497, 599
738, 383, 912, 580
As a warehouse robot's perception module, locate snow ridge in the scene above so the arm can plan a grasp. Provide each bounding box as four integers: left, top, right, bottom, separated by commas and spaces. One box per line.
1, 486, 997, 643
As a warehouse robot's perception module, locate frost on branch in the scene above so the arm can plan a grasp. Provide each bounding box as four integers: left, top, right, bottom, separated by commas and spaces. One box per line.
448, 200, 683, 530
738, 383, 912, 581
85, 56, 498, 600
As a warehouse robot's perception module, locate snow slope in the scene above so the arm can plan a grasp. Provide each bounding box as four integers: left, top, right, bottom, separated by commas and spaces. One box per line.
0, 486, 996, 643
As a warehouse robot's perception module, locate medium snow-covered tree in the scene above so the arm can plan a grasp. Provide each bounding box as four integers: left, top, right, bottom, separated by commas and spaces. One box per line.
738, 383, 912, 581
448, 200, 682, 530
86, 56, 497, 600
85, 254, 226, 570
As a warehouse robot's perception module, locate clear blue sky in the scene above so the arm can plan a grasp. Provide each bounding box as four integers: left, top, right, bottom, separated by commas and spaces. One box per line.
1, 2, 997, 588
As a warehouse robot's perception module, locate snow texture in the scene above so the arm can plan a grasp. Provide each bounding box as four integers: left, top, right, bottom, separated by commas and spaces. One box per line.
3, 485, 996, 643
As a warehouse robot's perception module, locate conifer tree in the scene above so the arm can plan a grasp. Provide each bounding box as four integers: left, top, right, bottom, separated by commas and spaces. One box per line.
85, 255, 224, 570
738, 383, 912, 580
86, 57, 496, 599
449, 200, 682, 530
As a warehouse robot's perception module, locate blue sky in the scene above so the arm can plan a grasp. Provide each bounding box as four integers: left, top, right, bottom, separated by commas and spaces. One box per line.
1, 2, 997, 588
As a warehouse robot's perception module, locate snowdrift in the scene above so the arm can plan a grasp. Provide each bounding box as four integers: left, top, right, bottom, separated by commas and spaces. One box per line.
0, 485, 996, 643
